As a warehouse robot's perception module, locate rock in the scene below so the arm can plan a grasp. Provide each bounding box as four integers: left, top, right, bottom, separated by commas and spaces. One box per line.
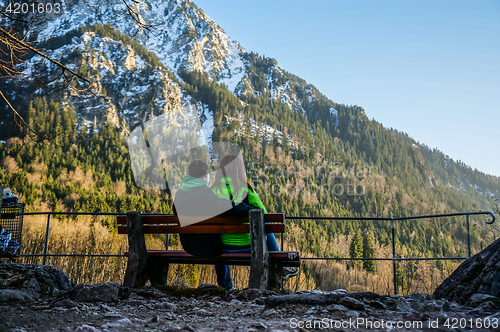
155, 301, 176, 310
421, 299, 450, 312
0, 263, 73, 300
0, 289, 35, 302
394, 296, 414, 312
476, 301, 499, 312
99, 303, 115, 312
74, 325, 102, 332
262, 308, 277, 316
237, 288, 275, 301
197, 283, 218, 289
407, 293, 434, 302
101, 318, 132, 329
223, 293, 237, 302
265, 290, 379, 307
265, 291, 342, 306
164, 328, 183, 332
466, 293, 500, 308
229, 298, 242, 305
252, 322, 268, 330
22, 277, 41, 298
133, 287, 167, 299
348, 291, 383, 301
57, 282, 120, 302
338, 296, 366, 311
50, 298, 77, 308
326, 304, 349, 313
162, 312, 177, 320
434, 237, 500, 304
365, 300, 387, 310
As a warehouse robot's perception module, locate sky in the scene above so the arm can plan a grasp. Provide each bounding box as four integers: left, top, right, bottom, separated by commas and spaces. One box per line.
193, 0, 500, 177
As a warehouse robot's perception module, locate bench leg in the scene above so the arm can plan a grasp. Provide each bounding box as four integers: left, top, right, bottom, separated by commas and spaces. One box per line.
249, 209, 269, 290
123, 211, 149, 288
268, 260, 281, 290
147, 257, 170, 287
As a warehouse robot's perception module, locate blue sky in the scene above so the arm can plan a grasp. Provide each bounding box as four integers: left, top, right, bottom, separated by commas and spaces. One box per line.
193, 0, 500, 177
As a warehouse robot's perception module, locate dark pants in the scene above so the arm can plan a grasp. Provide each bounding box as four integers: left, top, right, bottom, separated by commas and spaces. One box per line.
216, 233, 280, 289
180, 234, 222, 256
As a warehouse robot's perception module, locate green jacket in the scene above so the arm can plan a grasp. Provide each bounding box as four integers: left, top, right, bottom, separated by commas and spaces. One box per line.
212, 177, 267, 246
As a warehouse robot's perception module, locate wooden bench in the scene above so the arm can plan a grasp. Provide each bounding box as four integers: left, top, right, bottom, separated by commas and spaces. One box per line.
118, 209, 300, 290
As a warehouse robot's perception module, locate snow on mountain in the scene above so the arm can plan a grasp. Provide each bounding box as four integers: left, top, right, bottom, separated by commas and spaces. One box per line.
39, 0, 246, 92
5, 0, 340, 144
221, 114, 299, 151
36, 0, 325, 118
271, 81, 306, 115
21, 31, 185, 132
330, 107, 339, 126
198, 103, 214, 147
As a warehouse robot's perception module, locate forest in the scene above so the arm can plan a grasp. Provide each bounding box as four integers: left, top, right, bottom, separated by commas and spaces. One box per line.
1, 25, 499, 293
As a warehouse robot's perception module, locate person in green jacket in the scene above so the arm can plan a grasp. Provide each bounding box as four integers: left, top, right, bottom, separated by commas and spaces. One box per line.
211, 155, 299, 283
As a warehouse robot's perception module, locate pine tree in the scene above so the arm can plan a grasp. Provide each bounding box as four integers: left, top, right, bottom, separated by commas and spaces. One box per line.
362, 231, 376, 273
349, 231, 363, 269
396, 262, 409, 295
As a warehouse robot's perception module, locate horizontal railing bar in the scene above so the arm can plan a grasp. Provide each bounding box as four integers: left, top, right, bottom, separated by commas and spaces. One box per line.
285, 211, 495, 223
20, 212, 127, 216
18, 211, 495, 224
286, 216, 393, 221
301, 257, 393, 261
301, 257, 469, 261
396, 257, 469, 261
18, 254, 127, 258
393, 211, 495, 222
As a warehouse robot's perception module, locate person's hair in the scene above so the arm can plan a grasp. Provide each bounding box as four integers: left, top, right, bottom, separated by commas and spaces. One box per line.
212, 155, 253, 194
188, 160, 209, 178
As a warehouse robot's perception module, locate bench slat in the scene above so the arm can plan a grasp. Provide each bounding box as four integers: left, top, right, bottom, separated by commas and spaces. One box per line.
146, 250, 299, 260
116, 213, 285, 225
123, 250, 300, 267
147, 258, 300, 267
118, 224, 284, 235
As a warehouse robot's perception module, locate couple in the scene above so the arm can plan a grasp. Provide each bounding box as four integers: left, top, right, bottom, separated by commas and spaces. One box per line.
173, 155, 299, 290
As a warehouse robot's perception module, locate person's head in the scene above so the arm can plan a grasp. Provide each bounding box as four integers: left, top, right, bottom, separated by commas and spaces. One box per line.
188, 160, 209, 181
213, 155, 250, 191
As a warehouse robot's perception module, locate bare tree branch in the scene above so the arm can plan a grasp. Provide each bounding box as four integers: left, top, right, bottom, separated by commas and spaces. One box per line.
0, 0, 165, 142
0, 27, 89, 83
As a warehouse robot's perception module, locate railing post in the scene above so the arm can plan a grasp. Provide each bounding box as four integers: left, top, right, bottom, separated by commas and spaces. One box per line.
392, 218, 397, 295
466, 214, 471, 258
249, 209, 270, 289
42, 213, 51, 265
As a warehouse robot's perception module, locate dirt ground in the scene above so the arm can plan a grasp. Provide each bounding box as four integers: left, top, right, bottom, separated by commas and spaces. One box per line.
2, 287, 500, 332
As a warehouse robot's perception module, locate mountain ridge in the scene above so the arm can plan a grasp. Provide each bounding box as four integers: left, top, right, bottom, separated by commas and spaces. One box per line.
1, 0, 500, 293
1, 0, 498, 195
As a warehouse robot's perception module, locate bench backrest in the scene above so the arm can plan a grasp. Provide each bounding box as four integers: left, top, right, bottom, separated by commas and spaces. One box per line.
117, 213, 285, 235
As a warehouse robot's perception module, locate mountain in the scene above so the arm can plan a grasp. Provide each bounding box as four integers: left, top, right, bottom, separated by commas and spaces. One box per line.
1, 0, 499, 292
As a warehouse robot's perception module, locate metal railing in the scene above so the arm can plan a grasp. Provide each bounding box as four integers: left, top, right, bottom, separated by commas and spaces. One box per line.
15, 212, 127, 265
286, 211, 496, 294
11, 210, 496, 294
